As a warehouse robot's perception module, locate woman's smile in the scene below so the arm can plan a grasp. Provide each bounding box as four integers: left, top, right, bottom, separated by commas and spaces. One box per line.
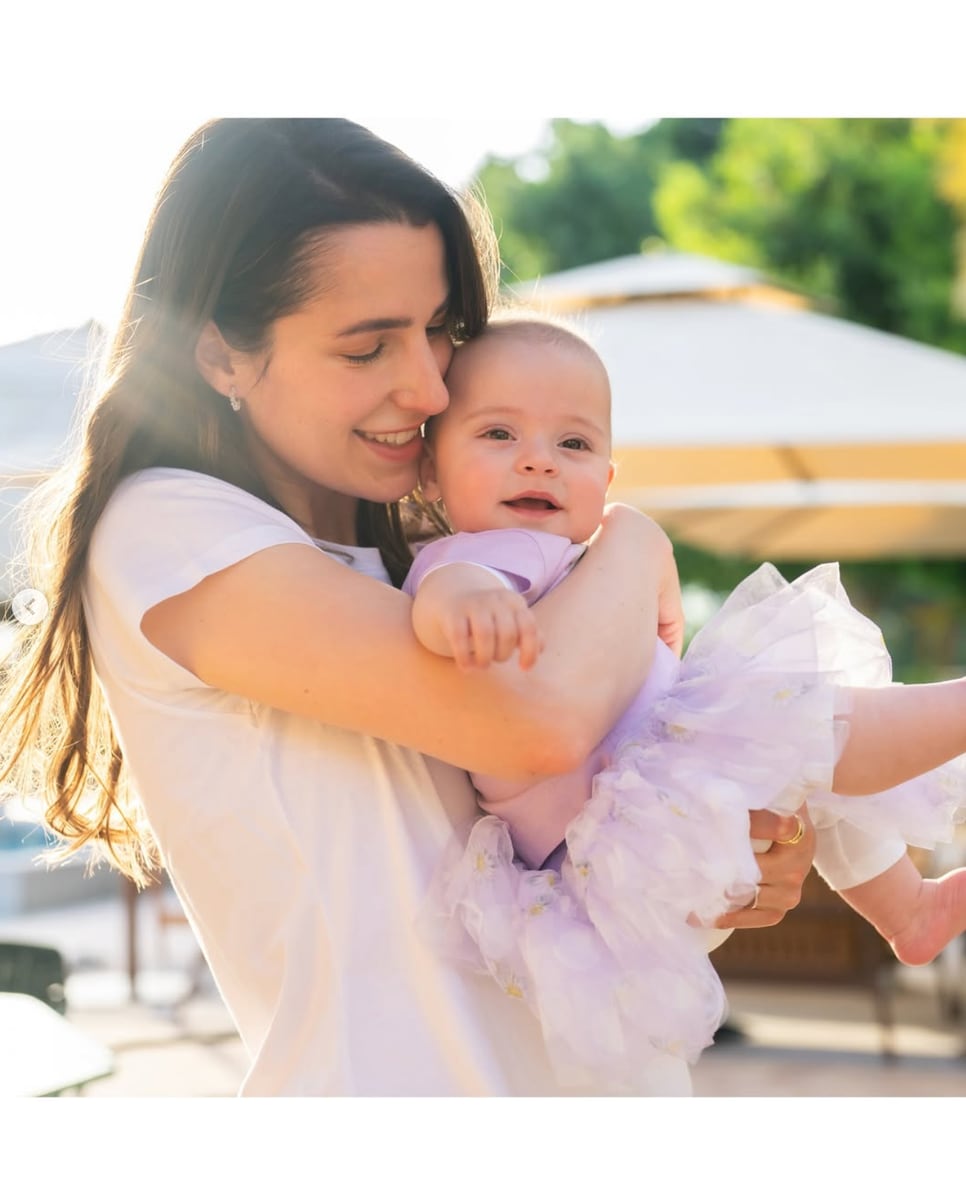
355, 425, 425, 456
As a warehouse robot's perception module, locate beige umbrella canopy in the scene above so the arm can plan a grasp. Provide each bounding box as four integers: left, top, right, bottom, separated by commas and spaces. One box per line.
509, 252, 966, 561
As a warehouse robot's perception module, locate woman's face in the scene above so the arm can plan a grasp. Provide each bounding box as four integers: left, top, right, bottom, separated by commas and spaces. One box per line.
229, 221, 454, 541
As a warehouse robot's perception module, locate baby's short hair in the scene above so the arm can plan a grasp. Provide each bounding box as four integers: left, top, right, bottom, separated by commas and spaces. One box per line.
465, 306, 604, 367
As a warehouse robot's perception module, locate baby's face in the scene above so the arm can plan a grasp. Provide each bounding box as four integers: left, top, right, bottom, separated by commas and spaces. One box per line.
422, 333, 615, 543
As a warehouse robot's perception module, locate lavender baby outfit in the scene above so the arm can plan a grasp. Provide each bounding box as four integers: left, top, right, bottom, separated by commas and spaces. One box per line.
405, 529, 966, 1093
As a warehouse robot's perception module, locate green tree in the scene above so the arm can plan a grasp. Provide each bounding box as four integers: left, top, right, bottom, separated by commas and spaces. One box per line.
474, 118, 725, 284
654, 118, 966, 353
932, 118, 966, 320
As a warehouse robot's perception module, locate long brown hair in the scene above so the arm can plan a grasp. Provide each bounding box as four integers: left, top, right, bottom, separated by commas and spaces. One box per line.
0, 119, 500, 882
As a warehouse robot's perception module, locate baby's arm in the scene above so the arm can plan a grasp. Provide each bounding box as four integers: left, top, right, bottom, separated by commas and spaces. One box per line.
410, 563, 542, 670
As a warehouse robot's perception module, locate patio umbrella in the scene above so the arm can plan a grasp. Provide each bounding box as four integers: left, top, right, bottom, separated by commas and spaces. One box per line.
509, 253, 966, 561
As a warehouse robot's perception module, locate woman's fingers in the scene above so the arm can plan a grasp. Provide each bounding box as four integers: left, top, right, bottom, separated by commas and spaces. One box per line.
715, 804, 815, 929
749, 807, 812, 847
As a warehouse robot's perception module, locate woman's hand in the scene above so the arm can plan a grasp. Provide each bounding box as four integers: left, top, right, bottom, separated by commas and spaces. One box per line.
715, 805, 816, 929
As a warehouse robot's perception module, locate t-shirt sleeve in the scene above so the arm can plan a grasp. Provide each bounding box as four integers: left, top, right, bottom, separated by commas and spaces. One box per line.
86, 468, 317, 633
403, 529, 583, 604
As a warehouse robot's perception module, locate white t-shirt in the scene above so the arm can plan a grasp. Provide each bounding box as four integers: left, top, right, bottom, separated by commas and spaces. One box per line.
84, 468, 695, 1096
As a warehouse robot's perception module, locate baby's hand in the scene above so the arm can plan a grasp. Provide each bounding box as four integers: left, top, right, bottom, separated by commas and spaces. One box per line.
411, 562, 544, 670
439, 587, 543, 671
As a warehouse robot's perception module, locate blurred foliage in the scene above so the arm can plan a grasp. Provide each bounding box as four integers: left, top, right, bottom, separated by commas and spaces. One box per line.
478, 117, 966, 352
673, 542, 966, 682
475, 118, 725, 285
654, 118, 966, 353
473, 119, 966, 675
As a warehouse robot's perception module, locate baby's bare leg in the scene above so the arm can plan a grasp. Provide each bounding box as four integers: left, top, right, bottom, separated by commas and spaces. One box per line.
840, 853, 966, 966
833, 678, 966, 795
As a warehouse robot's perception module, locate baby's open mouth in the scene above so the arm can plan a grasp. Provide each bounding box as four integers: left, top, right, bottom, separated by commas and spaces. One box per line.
503, 496, 561, 511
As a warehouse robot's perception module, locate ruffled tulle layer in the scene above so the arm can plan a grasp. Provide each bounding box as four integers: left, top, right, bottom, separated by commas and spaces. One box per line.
432, 815, 726, 1091
431, 563, 966, 1093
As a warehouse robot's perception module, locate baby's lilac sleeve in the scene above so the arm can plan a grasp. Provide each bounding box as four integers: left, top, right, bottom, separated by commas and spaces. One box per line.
403, 530, 582, 603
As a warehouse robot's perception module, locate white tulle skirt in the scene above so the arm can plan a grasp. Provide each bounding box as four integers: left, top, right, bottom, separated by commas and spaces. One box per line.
429, 563, 966, 1094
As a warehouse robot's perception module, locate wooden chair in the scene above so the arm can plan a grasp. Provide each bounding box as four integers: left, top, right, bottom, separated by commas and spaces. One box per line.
123, 875, 208, 1003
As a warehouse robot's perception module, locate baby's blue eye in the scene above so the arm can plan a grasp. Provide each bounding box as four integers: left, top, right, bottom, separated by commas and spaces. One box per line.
482, 429, 512, 440
561, 437, 589, 451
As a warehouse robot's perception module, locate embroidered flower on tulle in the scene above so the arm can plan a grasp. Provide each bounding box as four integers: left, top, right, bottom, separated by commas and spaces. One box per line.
500, 972, 527, 1000
472, 848, 498, 878
656, 788, 688, 819
771, 681, 813, 704
661, 721, 695, 743
522, 872, 561, 917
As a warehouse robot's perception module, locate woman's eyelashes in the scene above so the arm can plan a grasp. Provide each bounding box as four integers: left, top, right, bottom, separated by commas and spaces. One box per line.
344, 343, 384, 365
344, 320, 451, 365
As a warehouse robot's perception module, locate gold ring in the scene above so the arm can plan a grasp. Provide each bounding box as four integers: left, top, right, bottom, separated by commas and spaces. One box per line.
748, 885, 761, 910
775, 814, 806, 846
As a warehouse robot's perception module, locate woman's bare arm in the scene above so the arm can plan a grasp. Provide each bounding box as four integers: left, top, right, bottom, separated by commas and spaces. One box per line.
141, 503, 675, 780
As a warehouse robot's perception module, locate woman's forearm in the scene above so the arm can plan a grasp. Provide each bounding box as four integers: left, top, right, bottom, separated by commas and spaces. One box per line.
142, 510, 677, 782
527, 504, 678, 754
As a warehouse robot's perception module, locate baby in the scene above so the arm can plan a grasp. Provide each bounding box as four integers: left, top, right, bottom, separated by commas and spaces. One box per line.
404, 313, 966, 1091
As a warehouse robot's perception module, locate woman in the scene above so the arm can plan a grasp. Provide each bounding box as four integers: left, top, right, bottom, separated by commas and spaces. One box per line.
0, 119, 814, 1096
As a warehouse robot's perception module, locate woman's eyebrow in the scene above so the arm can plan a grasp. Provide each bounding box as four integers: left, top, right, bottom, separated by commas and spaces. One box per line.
336, 316, 411, 337
336, 299, 450, 339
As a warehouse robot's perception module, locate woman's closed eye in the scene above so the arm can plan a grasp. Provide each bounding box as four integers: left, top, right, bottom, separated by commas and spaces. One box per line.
345, 320, 450, 365
344, 343, 384, 365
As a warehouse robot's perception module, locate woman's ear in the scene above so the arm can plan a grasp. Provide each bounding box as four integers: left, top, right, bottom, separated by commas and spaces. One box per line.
195, 320, 240, 395
418, 441, 442, 502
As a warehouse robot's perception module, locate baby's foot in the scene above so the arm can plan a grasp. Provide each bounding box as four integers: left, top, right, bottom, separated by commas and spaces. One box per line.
888, 869, 966, 966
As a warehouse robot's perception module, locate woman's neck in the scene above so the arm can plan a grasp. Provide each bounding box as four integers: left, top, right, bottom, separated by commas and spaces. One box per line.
303, 500, 359, 545
266, 477, 359, 545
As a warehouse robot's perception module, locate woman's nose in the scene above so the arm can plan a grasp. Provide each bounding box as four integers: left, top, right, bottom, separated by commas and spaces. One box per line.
406, 340, 450, 418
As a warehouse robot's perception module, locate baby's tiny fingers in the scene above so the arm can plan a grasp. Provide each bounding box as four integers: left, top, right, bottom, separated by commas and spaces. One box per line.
447, 618, 477, 671
487, 607, 520, 664
516, 614, 542, 670
469, 613, 500, 669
